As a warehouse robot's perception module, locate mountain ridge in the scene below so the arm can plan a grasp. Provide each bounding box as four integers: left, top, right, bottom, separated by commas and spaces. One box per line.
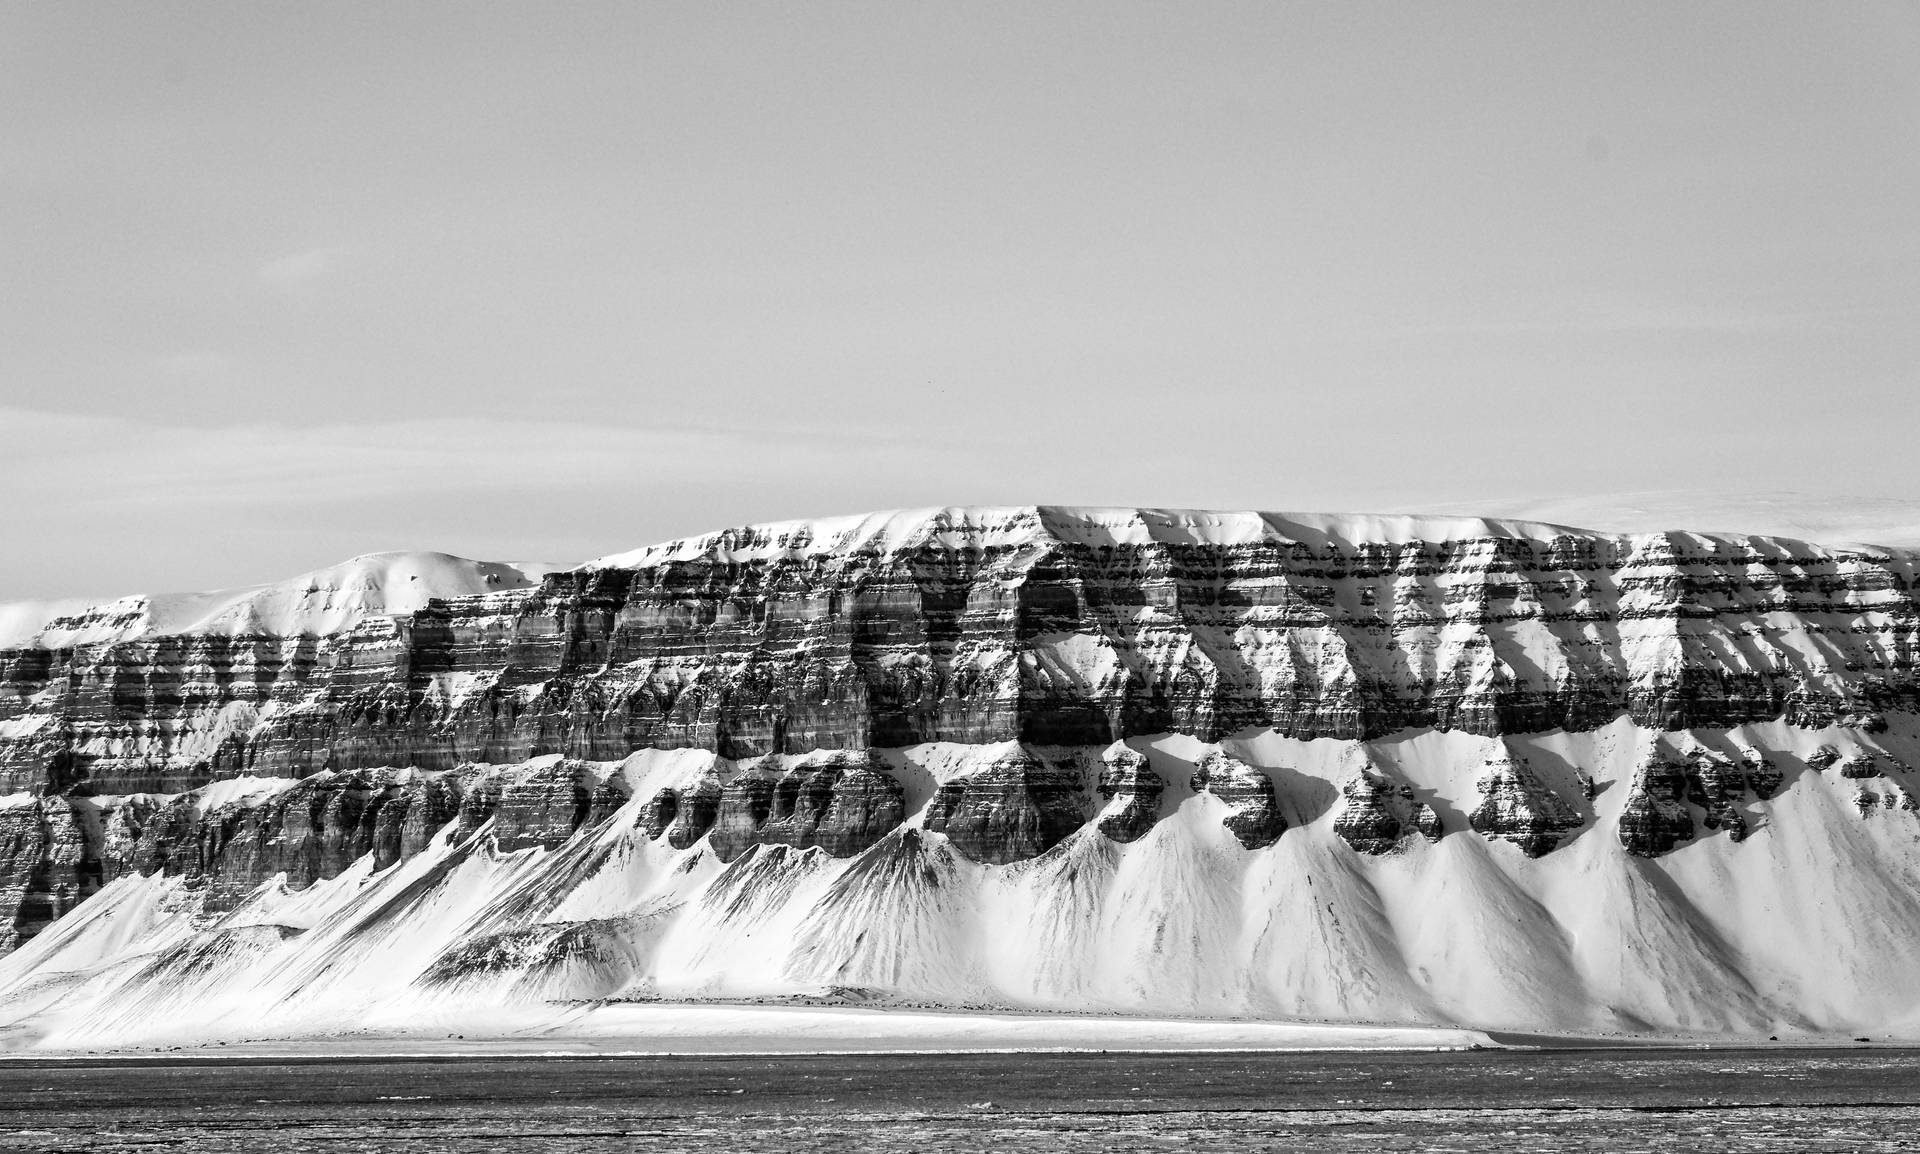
4, 503, 1920, 1047
0, 551, 557, 650
14, 500, 1920, 650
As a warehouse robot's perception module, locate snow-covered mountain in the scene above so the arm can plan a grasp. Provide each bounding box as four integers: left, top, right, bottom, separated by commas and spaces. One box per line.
1425, 490, 1920, 550
0, 551, 557, 650
5, 506, 1920, 1049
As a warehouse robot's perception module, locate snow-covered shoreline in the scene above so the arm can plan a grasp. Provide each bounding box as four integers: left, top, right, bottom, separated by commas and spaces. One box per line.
3, 1001, 1500, 1057
11, 1001, 1911, 1062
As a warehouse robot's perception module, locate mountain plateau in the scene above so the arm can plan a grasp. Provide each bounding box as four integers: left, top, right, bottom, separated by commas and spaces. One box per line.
4, 506, 1920, 1049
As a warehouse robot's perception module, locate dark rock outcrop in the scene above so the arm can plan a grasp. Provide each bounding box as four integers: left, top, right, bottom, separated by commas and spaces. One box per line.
923, 747, 1087, 864
806, 756, 908, 858
1468, 755, 1583, 858
1839, 754, 1884, 780
640, 777, 727, 851
1332, 764, 1440, 854
1742, 747, 1783, 799
1190, 751, 1285, 849
0, 800, 59, 952
1094, 747, 1163, 843
126, 770, 473, 904
707, 776, 776, 862
1618, 756, 1697, 858
1618, 743, 1784, 856
10, 509, 1920, 802
417, 916, 643, 998
493, 760, 625, 853
1687, 748, 1752, 840
7, 508, 1920, 949
698, 752, 905, 862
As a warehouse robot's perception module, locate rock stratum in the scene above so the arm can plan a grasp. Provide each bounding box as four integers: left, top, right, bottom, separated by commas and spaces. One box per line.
5, 506, 1920, 1048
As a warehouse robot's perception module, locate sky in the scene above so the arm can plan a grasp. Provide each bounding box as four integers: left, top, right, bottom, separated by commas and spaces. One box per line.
3, 2, 1918, 599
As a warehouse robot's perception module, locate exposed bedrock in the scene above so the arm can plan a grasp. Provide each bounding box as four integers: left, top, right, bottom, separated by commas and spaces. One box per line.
493, 760, 627, 853
1190, 751, 1285, 849
1467, 755, 1584, 858
1617, 756, 1698, 858
1332, 764, 1441, 854
1839, 754, 1886, 780
1685, 748, 1753, 839
11, 729, 1919, 963
418, 917, 645, 1000
1741, 747, 1784, 799
0, 800, 63, 952
694, 752, 906, 863
923, 747, 1087, 864
805, 757, 908, 857
10, 509, 1920, 798
640, 779, 722, 851
1615, 739, 1793, 857
0, 761, 624, 946
1094, 747, 1164, 843
139, 771, 473, 904
100, 769, 477, 919
9, 509, 1920, 952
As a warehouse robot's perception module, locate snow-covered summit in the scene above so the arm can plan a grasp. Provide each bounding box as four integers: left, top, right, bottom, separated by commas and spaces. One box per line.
12, 499, 1918, 650
1424, 490, 1920, 551
0, 551, 558, 649
583, 505, 1591, 571
581, 501, 1920, 573
10, 501, 1920, 1044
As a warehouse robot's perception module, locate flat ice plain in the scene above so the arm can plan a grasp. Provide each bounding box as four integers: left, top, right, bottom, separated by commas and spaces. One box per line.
4, 1048, 1916, 1152
6, 1002, 1491, 1057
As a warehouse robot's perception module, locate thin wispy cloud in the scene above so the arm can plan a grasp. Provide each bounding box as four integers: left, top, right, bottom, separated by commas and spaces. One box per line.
0, 408, 927, 511
1374, 302, 1920, 340
151, 350, 236, 378
257, 246, 345, 289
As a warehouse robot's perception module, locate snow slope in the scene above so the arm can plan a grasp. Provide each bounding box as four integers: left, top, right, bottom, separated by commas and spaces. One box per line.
1424, 491, 1920, 550
7, 502, 1920, 1052
5, 717, 1920, 1052
587, 506, 1592, 570
0, 552, 559, 649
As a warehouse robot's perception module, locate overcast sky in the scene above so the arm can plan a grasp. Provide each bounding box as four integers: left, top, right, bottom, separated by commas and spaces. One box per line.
4, 2, 1918, 599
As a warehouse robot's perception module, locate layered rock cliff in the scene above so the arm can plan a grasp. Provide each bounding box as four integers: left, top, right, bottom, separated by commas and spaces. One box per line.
6, 507, 1920, 1044
9, 507, 1919, 801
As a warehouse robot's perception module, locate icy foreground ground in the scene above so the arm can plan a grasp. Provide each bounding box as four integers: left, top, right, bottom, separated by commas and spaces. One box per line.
6, 1050, 1918, 1152
6, 505, 1920, 1051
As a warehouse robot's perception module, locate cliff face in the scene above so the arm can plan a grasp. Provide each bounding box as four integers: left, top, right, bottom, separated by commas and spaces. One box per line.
1331, 764, 1440, 854
8, 508, 1917, 799
6, 507, 1920, 1041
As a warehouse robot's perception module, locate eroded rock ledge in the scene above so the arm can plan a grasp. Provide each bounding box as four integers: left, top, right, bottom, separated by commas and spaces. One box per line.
7, 508, 1920, 949
9, 728, 1920, 952
1332, 764, 1441, 854
1468, 755, 1584, 858
1191, 751, 1286, 849
8, 509, 1920, 800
